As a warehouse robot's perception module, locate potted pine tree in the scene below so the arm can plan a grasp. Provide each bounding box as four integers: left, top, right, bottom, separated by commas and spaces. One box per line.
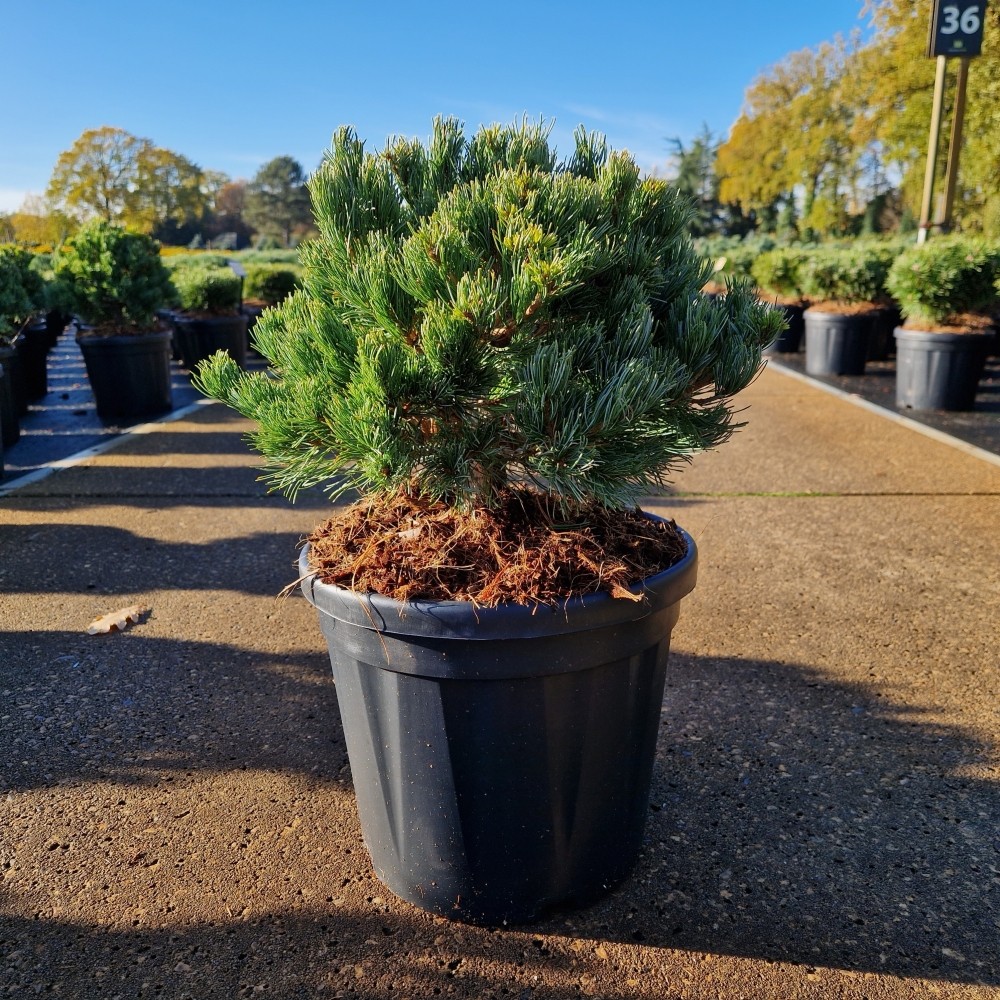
54, 221, 175, 420
800, 244, 896, 375
195, 118, 783, 925
751, 246, 808, 352
0, 244, 46, 445
170, 263, 248, 371
887, 238, 999, 411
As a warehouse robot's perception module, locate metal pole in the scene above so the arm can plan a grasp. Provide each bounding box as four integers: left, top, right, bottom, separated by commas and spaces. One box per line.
917, 55, 949, 244
938, 57, 970, 232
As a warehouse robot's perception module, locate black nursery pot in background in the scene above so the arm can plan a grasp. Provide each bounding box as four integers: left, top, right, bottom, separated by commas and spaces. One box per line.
0, 339, 27, 421
767, 303, 804, 353
0, 358, 16, 449
77, 329, 174, 420
172, 315, 247, 371
300, 532, 698, 926
894, 327, 994, 411
804, 309, 871, 376
17, 322, 51, 400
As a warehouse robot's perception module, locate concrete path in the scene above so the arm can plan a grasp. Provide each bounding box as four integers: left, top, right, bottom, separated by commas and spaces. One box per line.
1, 366, 998, 999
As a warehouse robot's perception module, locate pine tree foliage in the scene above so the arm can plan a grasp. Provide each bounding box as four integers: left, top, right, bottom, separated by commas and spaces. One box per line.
196, 118, 783, 510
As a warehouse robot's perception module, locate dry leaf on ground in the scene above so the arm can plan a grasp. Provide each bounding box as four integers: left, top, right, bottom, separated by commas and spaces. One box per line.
86, 605, 149, 635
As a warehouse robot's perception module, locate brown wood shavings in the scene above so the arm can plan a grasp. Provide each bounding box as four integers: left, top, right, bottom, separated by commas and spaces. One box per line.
306, 490, 687, 607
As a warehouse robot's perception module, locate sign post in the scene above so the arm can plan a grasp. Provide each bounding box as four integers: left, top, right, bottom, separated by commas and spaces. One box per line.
917, 1, 988, 243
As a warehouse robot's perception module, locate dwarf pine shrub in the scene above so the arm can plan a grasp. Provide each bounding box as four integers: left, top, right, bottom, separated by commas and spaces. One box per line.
751, 247, 808, 301
800, 244, 896, 306
196, 118, 784, 511
244, 264, 300, 305
0, 245, 45, 342
887, 238, 1000, 325
52, 221, 173, 332
173, 265, 242, 314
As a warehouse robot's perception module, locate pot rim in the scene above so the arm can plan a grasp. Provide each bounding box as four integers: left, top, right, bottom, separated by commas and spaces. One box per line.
299, 522, 697, 642
894, 326, 995, 343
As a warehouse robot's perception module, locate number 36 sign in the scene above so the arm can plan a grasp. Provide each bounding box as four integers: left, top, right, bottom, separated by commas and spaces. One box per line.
927, 0, 988, 56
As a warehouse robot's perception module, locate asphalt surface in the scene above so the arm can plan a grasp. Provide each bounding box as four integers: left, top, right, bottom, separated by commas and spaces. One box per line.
1, 324, 231, 486
1, 350, 999, 998
768, 346, 1000, 458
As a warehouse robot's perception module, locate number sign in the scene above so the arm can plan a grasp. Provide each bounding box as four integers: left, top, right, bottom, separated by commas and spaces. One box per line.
928, 0, 988, 56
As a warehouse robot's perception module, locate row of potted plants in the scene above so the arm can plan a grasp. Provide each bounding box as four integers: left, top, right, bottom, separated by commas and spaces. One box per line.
0, 245, 69, 454
0, 224, 302, 444
713, 239, 998, 412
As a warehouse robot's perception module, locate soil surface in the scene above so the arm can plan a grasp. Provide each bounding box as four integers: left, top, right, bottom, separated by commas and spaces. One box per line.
307, 490, 687, 605
805, 301, 883, 315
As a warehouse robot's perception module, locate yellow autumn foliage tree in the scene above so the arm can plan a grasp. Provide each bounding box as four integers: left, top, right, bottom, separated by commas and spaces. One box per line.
718, 0, 1000, 234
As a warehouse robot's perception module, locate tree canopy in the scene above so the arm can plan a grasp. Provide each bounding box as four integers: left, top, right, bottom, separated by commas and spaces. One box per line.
244, 156, 312, 247
716, 0, 1000, 235
45, 126, 210, 237
35, 127, 304, 248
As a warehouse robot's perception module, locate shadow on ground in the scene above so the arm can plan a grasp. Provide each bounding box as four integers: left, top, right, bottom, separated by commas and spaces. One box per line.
0, 525, 320, 596
553, 651, 998, 985
1, 635, 996, 991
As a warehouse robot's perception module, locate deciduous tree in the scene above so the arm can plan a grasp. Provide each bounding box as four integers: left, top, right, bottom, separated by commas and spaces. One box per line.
46, 126, 152, 224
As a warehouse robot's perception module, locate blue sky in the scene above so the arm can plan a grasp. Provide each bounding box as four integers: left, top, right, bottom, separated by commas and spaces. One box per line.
2, 0, 871, 212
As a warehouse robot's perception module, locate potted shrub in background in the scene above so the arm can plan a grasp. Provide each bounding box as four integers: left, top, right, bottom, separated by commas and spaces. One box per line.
697, 234, 773, 299
887, 237, 998, 411
0, 244, 46, 445
53, 220, 175, 420
751, 246, 809, 353
2, 248, 50, 402
196, 118, 783, 925
170, 263, 247, 371
800, 244, 896, 376
241, 263, 301, 346
159, 254, 231, 358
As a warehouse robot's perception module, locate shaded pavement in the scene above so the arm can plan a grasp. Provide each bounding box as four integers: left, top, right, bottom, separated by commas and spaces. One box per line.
1, 365, 998, 998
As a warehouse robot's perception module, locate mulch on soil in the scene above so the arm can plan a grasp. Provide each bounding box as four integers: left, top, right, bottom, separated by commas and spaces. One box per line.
306, 489, 687, 607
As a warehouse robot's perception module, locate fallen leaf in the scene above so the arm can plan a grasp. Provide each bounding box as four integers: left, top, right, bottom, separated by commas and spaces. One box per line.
86, 605, 148, 635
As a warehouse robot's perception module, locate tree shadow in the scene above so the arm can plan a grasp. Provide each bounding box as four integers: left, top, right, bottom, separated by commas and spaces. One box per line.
0, 901, 610, 1000
0, 524, 319, 595
0, 630, 343, 793
538, 652, 999, 985
1, 637, 996, 989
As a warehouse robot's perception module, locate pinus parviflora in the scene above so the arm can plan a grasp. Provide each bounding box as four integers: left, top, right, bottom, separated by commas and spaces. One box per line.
196, 118, 782, 520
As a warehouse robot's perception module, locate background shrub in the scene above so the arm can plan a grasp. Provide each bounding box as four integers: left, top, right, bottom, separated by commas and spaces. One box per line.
800, 244, 895, 305
53, 221, 173, 332
751, 247, 808, 301
172, 265, 242, 314
162, 252, 230, 273
244, 264, 300, 305
887, 238, 1000, 325
0, 245, 46, 339
235, 249, 300, 266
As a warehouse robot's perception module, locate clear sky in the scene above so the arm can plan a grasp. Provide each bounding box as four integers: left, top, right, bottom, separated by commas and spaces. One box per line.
1, 0, 871, 213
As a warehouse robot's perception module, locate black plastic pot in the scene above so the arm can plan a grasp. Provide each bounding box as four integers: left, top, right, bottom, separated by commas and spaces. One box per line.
45, 311, 71, 350
804, 309, 871, 376
242, 305, 266, 358
0, 340, 27, 423
894, 327, 994, 411
172, 314, 247, 371
300, 530, 698, 925
17, 322, 51, 400
77, 329, 174, 420
868, 306, 901, 362
0, 358, 14, 451
766, 303, 804, 353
